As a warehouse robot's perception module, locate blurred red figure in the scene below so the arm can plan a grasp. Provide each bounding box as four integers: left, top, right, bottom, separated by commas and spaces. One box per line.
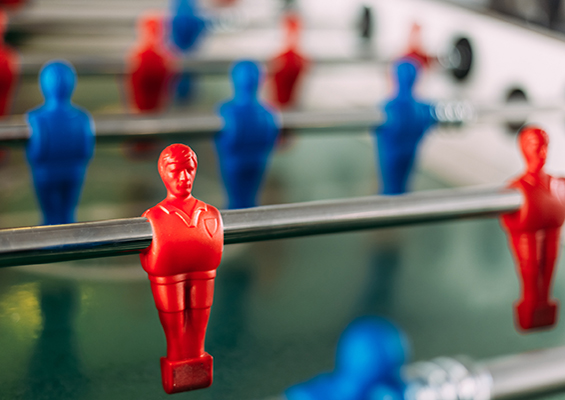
140, 144, 223, 394
404, 23, 432, 69
0, 11, 19, 117
501, 126, 565, 331
0, 0, 27, 10
127, 13, 175, 113
269, 12, 308, 108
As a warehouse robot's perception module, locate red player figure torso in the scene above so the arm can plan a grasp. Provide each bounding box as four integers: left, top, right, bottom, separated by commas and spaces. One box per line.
0, 44, 18, 116
271, 49, 307, 107
140, 196, 223, 281
129, 47, 172, 112
502, 175, 565, 232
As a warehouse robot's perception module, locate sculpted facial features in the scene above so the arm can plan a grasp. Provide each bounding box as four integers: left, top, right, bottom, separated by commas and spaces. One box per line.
520, 127, 548, 174
158, 144, 198, 199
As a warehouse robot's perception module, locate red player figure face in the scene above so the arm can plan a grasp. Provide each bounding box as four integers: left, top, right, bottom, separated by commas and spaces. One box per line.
158, 144, 198, 199
520, 126, 548, 174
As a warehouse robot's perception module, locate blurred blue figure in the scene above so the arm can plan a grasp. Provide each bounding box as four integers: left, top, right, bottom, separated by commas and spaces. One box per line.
285, 317, 409, 400
374, 59, 436, 195
215, 60, 279, 209
170, 0, 206, 52
175, 71, 195, 104
26, 60, 95, 225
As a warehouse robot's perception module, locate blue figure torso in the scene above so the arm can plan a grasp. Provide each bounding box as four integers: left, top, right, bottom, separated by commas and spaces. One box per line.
374, 60, 436, 195
285, 317, 409, 400
171, 0, 206, 52
215, 60, 279, 209
26, 61, 94, 225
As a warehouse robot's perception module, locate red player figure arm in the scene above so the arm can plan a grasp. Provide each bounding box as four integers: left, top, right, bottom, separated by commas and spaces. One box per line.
126, 13, 177, 113
500, 126, 565, 331
0, 10, 19, 117
140, 144, 224, 394
269, 12, 309, 108
404, 23, 432, 69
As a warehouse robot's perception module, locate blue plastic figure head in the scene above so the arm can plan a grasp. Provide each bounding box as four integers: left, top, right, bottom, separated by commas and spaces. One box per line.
336, 317, 409, 384
231, 60, 260, 101
394, 60, 418, 98
39, 61, 76, 104
171, 0, 206, 52
285, 317, 410, 400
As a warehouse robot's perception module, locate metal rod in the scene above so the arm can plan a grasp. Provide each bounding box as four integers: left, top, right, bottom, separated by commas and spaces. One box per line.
487, 346, 565, 399
19, 54, 373, 77
0, 186, 522, 268
405, 346, 565, 400
0, 109, 383, 143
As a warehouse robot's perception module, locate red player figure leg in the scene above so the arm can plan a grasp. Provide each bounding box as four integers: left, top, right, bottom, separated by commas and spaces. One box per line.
511, 232, 543, 330
150, 278, 215, 393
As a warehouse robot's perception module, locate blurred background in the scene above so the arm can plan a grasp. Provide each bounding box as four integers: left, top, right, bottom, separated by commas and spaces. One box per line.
1, 0, 565, 399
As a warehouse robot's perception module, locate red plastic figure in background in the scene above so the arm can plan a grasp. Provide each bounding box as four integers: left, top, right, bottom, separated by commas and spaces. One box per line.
501, 126, 565, 331
140, 144, 224, 393
127, 13, 175, 113
0, 11, 19, 116
269, 12, 308, 108
404, 23, 432, 70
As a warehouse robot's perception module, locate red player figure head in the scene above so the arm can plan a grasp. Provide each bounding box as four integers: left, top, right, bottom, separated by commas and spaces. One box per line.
404, 22, 432, 69
519, 126, 548, 175
139, 13, 163, 46
159, 143, 198, 200
284, 12, 301, 50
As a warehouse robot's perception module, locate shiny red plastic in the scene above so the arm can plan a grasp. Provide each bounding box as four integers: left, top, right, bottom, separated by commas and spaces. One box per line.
126, 13, 176, 113
269, 12, 308, 108
501, 126, 565, 331
140, 144, 224, 393
0, 11, 18, 116
404, 23, 432, 69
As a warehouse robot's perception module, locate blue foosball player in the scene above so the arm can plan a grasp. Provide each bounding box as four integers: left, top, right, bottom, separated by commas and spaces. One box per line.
285, 317, 409, 400
26, 60, 95, 225
215, 60, 279, 209
374, 60, 436, 195
170, 0, 206, 52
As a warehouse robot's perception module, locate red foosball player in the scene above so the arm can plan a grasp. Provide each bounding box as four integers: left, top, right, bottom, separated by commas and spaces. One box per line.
140, 144, 224, 393
126, 13, 175, 113
0, 10, 19, 117
501, 126, 565, 331
269, 12, 308, 108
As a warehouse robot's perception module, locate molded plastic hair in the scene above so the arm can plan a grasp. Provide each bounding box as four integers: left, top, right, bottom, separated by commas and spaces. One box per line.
158, 143, 198, 176
232, 60, 261, 98
39, 61, 76, 103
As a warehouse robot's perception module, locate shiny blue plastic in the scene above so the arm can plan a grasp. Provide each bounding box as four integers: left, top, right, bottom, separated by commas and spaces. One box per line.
374, 59, 436, 195
170, 0, 206, 52
285, 317, 410, 400
215, 60, 279, 209
26, 61, 95, 225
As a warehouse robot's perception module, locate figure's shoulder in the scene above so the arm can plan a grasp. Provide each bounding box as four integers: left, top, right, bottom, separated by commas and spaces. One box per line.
197, 198, 221, 218
142, 201, 170, 220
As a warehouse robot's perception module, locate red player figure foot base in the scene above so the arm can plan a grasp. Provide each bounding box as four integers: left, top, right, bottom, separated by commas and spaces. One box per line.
515, 300, 558, 331
161, 353, 213, 394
